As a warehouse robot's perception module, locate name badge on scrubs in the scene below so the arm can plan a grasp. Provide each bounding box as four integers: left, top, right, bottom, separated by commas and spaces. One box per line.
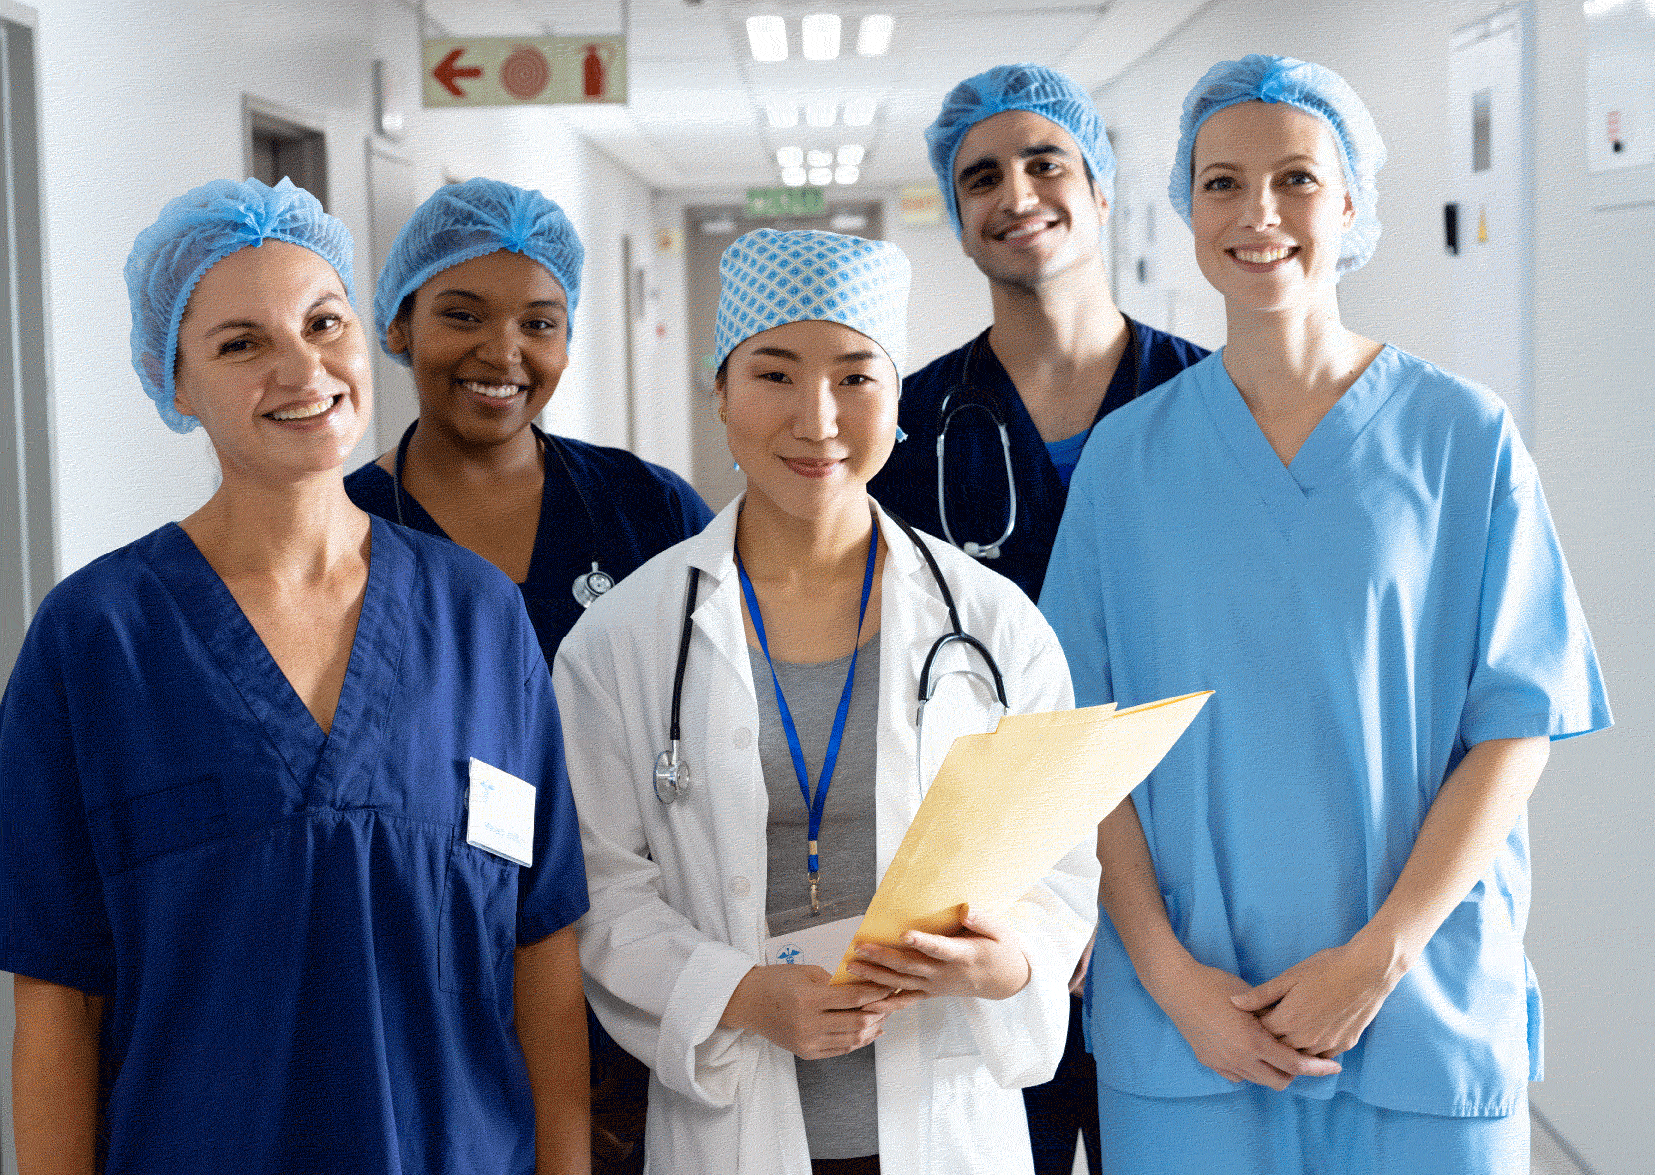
466, 758, 536, 867
765, 915, 862, 972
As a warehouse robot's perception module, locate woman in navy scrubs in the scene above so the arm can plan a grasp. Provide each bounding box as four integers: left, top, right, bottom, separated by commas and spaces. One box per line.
344, 178, 713, 675
2, 178, 590, 1174
344, 177, 710, 1174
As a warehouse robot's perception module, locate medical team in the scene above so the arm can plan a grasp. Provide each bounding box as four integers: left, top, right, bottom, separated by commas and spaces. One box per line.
0, 53, 1608, 1175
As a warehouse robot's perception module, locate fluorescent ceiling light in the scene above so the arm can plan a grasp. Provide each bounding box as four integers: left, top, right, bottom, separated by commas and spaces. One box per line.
808, 166, 834, 186
801, 14, 841, 61
856, 14, 893, 56
807, 149, 833, 168
806, 100, 837, 127
835, 164, 860, 185
777, 146, 804, 168
837, 144, 864, 166
766, 101, 798, 128
842, 97, 876, 126
781, 166, 808, 187
746, 15, 788, 62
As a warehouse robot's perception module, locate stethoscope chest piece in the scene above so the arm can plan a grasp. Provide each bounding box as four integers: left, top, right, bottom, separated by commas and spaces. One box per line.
573, 561, 614, 608
653, 746, 690, 804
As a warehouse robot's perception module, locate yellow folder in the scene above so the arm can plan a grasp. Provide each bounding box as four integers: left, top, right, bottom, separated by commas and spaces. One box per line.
829, 691, 1212, 984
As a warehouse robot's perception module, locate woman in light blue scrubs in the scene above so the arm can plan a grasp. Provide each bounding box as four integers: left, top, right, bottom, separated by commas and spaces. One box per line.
2, 179, 590, 1174
1040, 56, 1611, 1174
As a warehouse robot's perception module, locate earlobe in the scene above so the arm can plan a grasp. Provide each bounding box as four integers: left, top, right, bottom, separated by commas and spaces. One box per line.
172, 387, 194, 419
385, 316, 411, 358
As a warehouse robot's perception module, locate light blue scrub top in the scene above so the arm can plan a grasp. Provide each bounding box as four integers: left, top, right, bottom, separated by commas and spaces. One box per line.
1040, 346, 1610, 1118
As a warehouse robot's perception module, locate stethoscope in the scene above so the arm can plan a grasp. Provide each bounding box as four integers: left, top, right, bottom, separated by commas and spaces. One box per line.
652, 513, 1007, 806
393, 420, 614, 608
935, 322, 1146, 561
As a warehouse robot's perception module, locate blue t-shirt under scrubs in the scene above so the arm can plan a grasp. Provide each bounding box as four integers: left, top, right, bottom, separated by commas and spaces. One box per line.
1040, 346, 1611, 1117
0, 517, 588, 1174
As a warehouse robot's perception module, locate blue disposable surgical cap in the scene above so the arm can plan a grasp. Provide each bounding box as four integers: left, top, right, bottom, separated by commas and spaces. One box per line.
374, 177, 584, 364
125, 177, 354, 434
714, 229, 910, 374
926, 63, 1117, 238
1169, 54, 1387, 276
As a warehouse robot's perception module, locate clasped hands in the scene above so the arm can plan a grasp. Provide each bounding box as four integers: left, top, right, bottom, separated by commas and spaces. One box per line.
720, 908, 1031, 1061
1152, 934, 1407, 1091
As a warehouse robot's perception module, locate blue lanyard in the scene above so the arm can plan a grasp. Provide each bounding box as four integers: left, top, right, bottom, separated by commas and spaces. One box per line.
735, 520, 879, 915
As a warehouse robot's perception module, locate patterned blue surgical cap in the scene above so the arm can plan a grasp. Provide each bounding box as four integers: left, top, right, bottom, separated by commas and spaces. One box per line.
714, 229, 910, 373
125, 177, 354, 434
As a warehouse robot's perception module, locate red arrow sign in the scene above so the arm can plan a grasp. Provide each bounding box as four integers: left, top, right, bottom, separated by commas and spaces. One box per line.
433, 48, 482, 97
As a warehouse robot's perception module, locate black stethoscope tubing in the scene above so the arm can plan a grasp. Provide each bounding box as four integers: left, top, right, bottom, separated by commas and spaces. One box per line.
935, 321, 1145, 562
652, 514, 1006, 806
392, 419, 614, 606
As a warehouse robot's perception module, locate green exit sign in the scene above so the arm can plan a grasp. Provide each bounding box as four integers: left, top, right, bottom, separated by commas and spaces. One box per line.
745, 187, 827, 218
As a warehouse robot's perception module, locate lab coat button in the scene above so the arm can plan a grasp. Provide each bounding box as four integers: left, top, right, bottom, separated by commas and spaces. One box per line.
730, 876, 751, 898
732, 726, 752, 749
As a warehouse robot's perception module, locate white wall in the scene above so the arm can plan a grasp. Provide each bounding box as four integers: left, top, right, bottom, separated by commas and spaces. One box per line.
1094, 2, 1654, 1171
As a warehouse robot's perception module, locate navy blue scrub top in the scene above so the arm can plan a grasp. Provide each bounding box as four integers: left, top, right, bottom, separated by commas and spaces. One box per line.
869, 317, 1208, 601
346, 424, 714, 665
0, 518, 588, 1175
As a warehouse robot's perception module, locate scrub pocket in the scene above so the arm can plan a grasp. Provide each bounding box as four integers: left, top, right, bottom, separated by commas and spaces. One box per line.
88, 774, 230, 874
439, 837, 519, 994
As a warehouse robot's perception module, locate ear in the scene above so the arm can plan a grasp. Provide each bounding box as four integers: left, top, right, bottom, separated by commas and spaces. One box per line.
172, 382, 195, 420
385, 313, 411, 358
714, 379, 728, 423
1342, 189, 1356, 230
1095, 188, 1111, 226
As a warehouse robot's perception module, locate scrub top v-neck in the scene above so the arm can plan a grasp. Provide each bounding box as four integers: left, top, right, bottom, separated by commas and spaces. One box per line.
1041, 346, 1610, 1119
0, 516, 589, 1175
346, 425, 714, 666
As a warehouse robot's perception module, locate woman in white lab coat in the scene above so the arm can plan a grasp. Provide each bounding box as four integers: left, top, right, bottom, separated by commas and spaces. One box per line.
553, 229, 1097, 1175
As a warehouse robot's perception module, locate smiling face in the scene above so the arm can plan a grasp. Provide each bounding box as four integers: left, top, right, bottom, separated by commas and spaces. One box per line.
385, 249, 569, 449
172, 240, 369, 483
717, 319, 899, 526
952, 108, 1108, 291
1189, 100, 1355, 314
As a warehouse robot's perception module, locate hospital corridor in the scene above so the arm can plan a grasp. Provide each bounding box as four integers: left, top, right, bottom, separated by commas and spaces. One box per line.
0, 0, 1649, 1172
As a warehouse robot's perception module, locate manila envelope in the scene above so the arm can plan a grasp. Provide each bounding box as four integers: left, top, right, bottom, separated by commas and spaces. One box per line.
829, 691, 1212, 984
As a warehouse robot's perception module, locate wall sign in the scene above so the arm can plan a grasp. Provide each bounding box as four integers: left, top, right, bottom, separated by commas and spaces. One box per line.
421, 37, 627, 108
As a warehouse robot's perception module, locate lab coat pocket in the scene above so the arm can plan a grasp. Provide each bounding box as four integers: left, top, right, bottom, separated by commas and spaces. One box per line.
88, 773, 230, 875
439, 837, 519, 994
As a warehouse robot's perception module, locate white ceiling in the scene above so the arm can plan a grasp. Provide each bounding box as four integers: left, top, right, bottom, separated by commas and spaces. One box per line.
414, 0, 1210, 191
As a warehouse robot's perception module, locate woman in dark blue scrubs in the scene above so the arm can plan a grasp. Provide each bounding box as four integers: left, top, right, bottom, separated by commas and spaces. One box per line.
346, 178, 711, 1174
344, 179, 713, 676
1, 178, 591, 1174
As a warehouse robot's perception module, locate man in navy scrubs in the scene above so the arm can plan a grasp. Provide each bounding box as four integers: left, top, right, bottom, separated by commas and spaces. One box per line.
867, 63, 1208, 1174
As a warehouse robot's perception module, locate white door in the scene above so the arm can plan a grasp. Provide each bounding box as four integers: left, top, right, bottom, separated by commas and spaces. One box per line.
1448, 6, 1533, 438
365, 142, 422, 456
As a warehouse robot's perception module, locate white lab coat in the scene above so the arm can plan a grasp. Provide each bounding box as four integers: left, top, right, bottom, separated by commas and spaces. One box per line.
553, 497, 1097, 1175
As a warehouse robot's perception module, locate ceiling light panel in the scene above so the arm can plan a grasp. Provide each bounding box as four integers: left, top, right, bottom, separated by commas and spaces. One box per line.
777, 146, 804, 168
806, 149, 833, 168
800, 14, 841, 61
746, 15, 788, 62
766, 101, 799, 128
805, 100, 837, 127
855, 14, 893, 56
835, 164, 860, 185
782, 166, 808, 187
842, 97, 876, 127
808, 166, 834, 186
836, 144, 864, 166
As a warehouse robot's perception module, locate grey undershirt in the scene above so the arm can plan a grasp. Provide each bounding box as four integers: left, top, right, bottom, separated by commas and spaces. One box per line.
750, 642, 880, 1161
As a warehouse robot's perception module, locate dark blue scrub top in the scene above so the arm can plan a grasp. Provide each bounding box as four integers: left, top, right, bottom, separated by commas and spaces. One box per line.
869, 317, 1208, 601
346, 425, 714, 665
0, 518, 588, 1175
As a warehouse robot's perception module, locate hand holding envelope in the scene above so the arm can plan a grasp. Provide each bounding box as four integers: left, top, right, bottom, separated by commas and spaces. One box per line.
829, 691, 1213, 985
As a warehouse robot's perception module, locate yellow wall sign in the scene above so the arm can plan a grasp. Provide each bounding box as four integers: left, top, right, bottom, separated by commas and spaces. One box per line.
422, 37, 627, 108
